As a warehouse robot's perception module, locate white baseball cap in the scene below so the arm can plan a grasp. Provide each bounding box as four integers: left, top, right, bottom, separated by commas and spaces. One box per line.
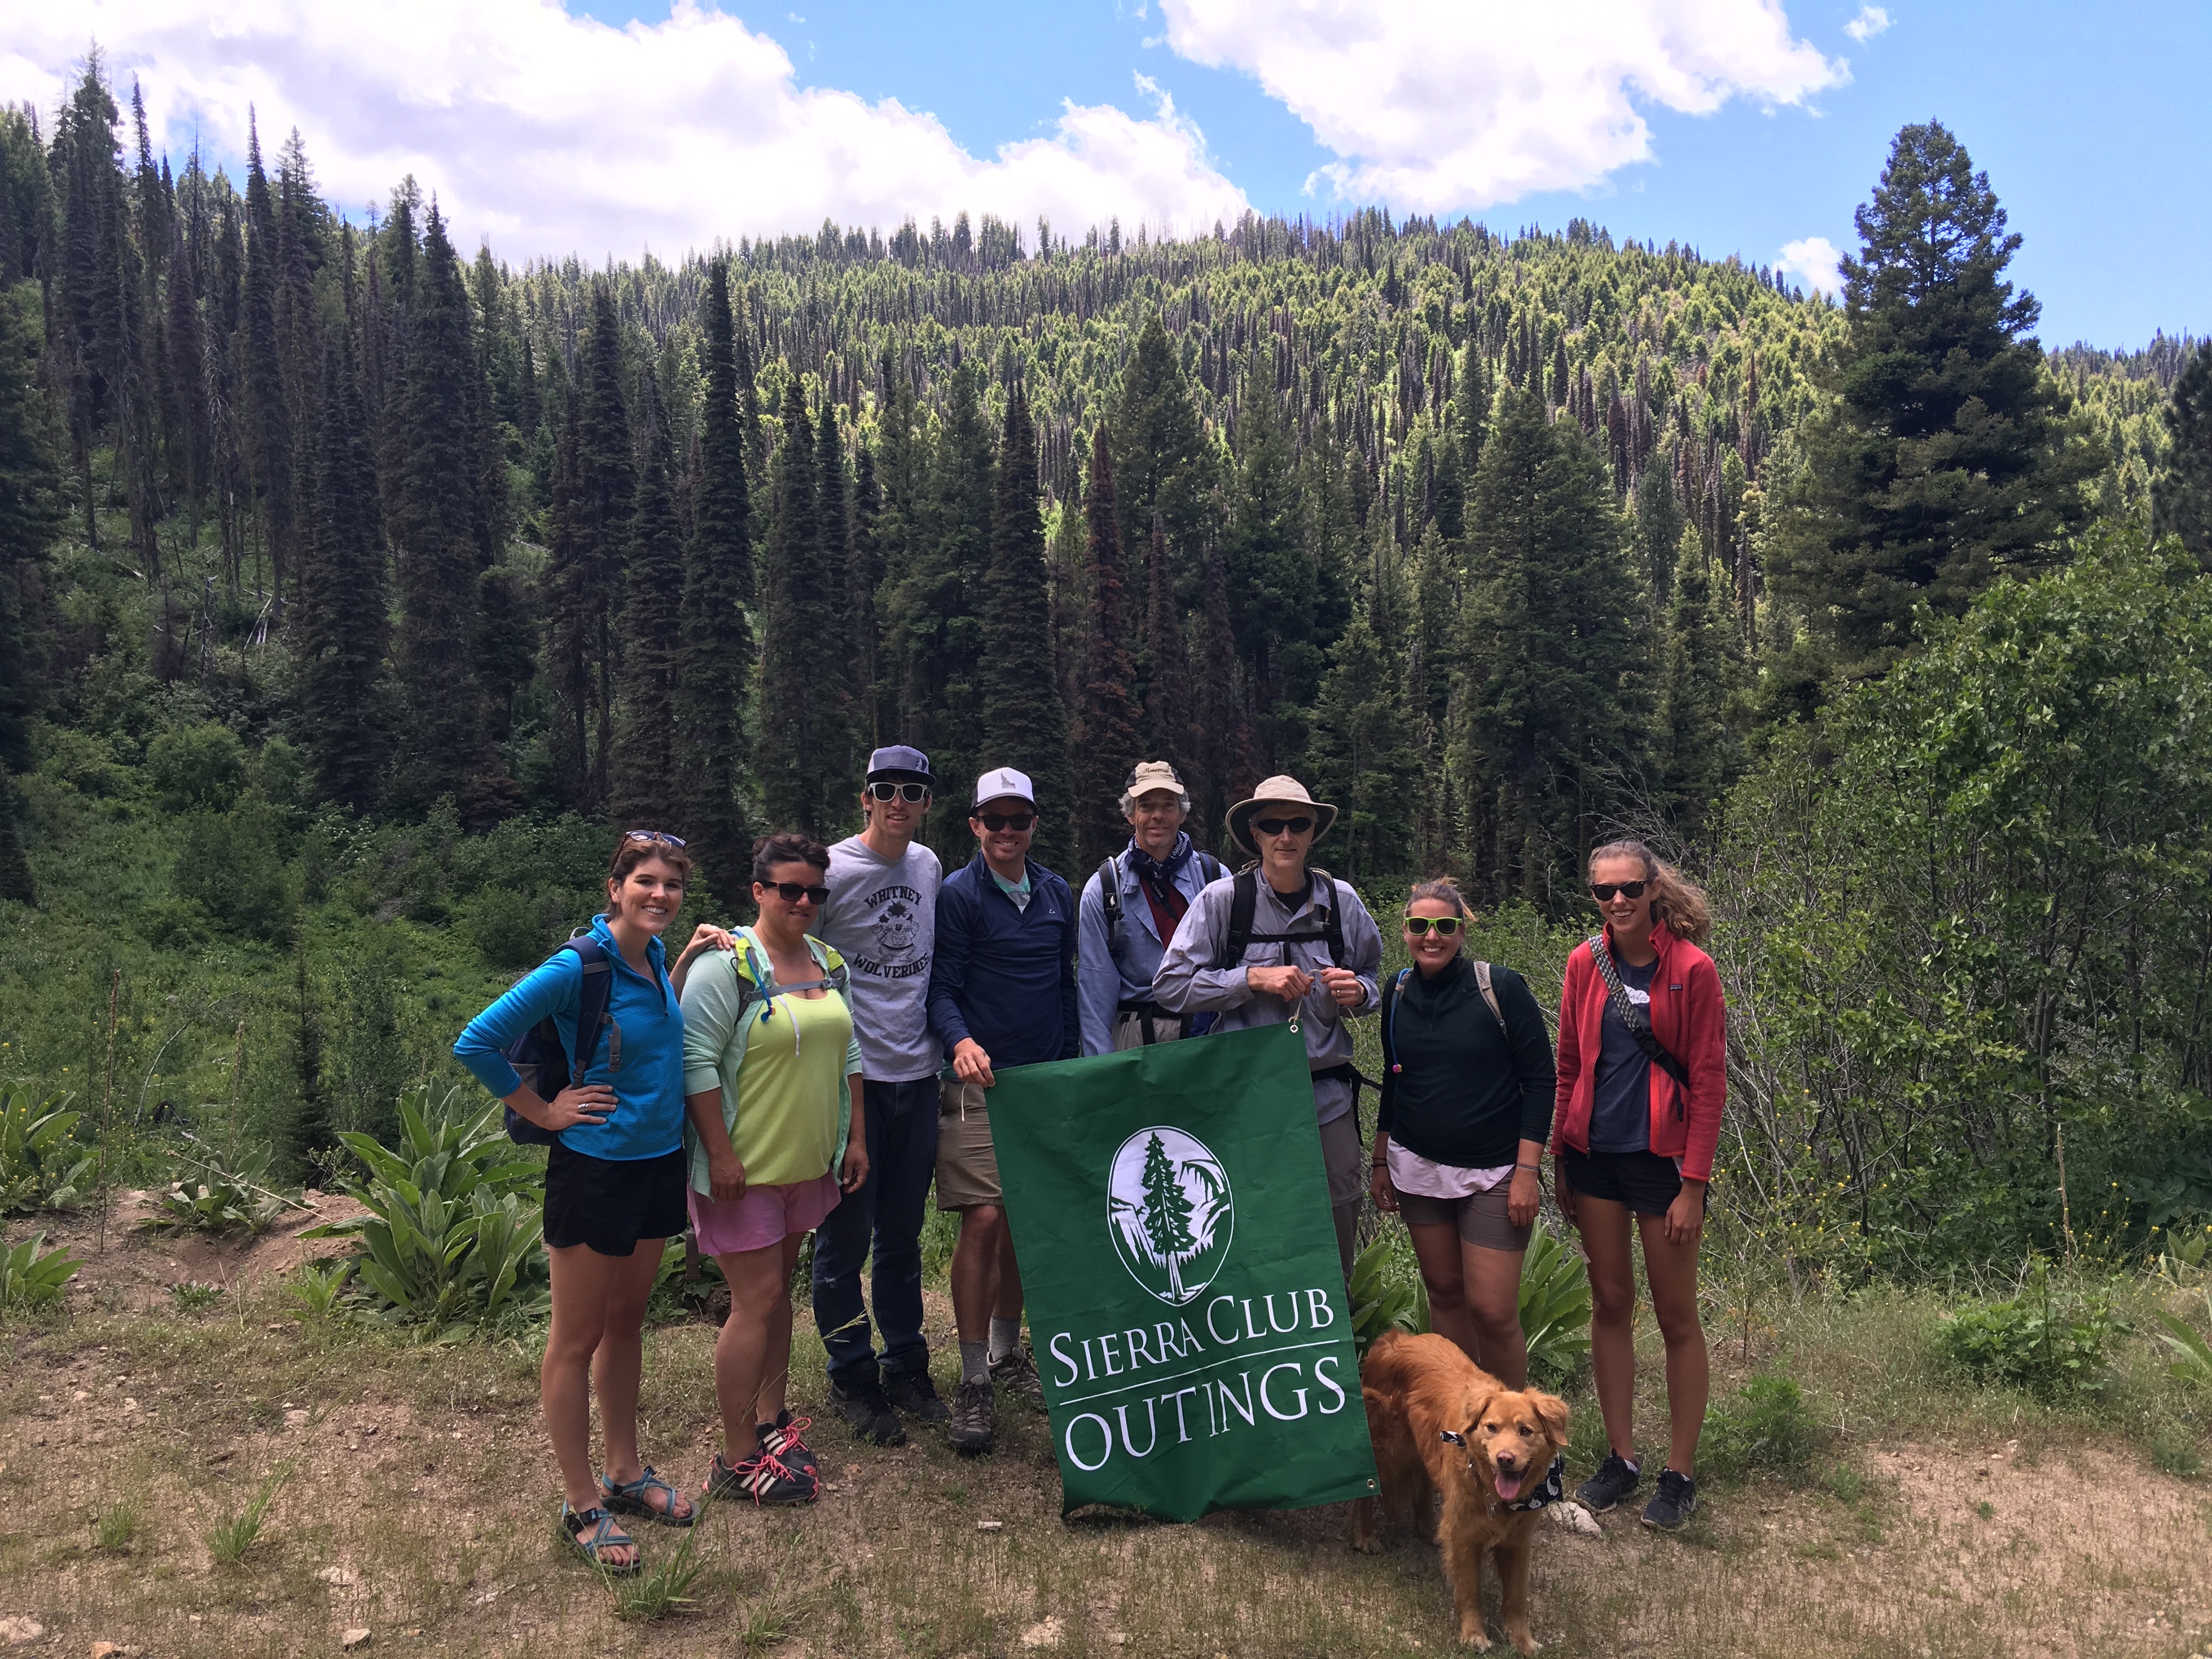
972, 766, 1036, 808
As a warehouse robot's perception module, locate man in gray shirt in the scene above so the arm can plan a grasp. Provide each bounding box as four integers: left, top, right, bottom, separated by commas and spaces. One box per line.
1153, 774, 1382, 1279
809, 744, 949, 1444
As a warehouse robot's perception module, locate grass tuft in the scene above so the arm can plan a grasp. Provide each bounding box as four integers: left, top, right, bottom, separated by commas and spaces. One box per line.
94, 1499, 140, 1551
611, 1525, 708, 1621
203, 1466, 289, 1566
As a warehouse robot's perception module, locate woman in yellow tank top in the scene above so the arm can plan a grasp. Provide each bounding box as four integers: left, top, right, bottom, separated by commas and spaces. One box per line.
680, 832, 868, 1506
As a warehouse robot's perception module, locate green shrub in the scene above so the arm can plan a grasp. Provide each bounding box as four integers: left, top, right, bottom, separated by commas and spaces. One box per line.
0, 1090, 95, 1214
1519, 1221, 1593, 1384
462, 885, 552, 971
0, 1231, 82, 1308
2152, 1288, 2212, 1387
148, 1143, 291, 1237
1936, 1271, 2118, 1398
146, 723, 249, 813
1700, 1374, 1821, 1485
1349, 1235, 1429, 1358
173, 798, 298, 945
303, 1085, 549, 1334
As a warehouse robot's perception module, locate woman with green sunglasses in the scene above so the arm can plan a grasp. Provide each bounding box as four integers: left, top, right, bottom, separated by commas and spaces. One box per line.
1370, 878, 1556, 1388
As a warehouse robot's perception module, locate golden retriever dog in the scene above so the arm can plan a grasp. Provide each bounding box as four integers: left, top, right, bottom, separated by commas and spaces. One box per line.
1350, 1330, 1569, 1653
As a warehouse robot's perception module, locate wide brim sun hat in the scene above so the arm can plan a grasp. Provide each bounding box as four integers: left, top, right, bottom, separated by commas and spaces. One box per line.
1224, 775, 1339, 856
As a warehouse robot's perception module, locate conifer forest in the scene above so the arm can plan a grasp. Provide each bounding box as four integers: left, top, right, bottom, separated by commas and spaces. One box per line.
4, 60, 2212, 1276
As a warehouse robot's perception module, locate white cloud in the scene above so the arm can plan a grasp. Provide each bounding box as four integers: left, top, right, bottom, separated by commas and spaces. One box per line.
0, 1, 1249, 261
1158, 0, 1845, 213
1777, 235, 1844, 295
1844, 5, 1890, 43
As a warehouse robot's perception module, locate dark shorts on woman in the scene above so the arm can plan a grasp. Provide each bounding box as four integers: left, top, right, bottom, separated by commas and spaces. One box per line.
544, 1142, 689, 1256
1559, 1147, 1703, 1217
1395, 1184, 1533, 1251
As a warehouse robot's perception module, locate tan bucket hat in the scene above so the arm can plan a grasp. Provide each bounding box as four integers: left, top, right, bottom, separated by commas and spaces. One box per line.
1225, 775, 1338, 856
1118, 760, 1190, 815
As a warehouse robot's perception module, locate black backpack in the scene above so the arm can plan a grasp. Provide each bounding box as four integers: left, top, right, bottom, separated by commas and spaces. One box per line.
1097, 849, 1224, 960
1212, 866, 1345, 969
500, 935, 616, 1147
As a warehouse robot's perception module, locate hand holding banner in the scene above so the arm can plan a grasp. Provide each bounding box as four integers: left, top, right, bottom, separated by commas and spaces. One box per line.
987, 1022, 1378, 1520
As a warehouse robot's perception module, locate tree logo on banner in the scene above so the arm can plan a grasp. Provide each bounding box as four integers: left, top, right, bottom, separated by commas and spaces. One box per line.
1107, 1126, 1233, 1306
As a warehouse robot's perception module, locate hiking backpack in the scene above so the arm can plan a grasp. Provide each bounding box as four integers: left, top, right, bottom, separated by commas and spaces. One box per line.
500, 933, 615, 1146
1211, 865, 1346, 969
1378, 961, 1506, 1077
1097, 849, 1224, 960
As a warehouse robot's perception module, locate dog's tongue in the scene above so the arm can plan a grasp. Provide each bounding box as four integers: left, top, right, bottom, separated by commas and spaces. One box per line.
1494, 1470, 1526, 1502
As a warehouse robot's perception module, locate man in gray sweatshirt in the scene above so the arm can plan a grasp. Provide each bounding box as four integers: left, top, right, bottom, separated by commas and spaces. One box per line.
1152, 774, 1383, 1279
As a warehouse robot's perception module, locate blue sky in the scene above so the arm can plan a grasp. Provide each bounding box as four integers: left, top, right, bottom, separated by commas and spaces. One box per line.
9, 2, 2200, 349
578, 0, 2207, 349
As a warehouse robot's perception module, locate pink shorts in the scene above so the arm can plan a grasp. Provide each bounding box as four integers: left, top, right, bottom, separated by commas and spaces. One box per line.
688, 1172, 844, 1257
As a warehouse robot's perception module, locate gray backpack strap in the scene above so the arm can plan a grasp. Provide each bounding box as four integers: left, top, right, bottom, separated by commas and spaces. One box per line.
1471, 961, 1505, 1035
1097, 856, 1126, 958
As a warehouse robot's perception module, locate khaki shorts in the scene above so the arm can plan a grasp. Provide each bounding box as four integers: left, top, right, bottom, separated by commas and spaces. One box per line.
1318, 1109, 1365, 1211
935, 1080, 1001, 1210
1111, 1009, 1190, 1051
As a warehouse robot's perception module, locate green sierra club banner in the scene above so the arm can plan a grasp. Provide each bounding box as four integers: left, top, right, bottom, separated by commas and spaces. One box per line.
987, 1022, 1379, 1520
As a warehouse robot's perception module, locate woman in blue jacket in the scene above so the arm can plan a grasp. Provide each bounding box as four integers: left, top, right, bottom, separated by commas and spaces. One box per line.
454, 831, 730, 1572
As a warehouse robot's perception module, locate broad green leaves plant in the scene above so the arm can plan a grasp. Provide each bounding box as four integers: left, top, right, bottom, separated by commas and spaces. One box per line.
303, 1085, 549, 1335
0, 1231, 82, 1308
1700, 1374, 1821, 1485
2153, 1290, 2212, 1387
0, 1090, 95, 1215
1519, 1221, 1594, 1384
1348, 1235, 1429, 1359
1936, 1269, 2119, 1398
148, 1143, 291, 1237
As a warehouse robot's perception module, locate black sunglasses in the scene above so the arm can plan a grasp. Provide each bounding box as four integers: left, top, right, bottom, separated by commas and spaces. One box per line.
759, 881, 831, 906
975, 811, 1036, 832
1403, 916, 1465, 937
867, 781, 931, 803
1589, 880, 1649, 901
1253, 816, 1314, 837
624, 829, 687, 848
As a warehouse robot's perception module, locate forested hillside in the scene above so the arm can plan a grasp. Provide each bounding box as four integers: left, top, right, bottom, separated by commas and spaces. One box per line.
4, 61, 2211, 1268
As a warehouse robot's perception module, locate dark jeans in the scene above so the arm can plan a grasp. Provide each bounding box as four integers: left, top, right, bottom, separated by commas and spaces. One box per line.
811, 1076, 940, 1386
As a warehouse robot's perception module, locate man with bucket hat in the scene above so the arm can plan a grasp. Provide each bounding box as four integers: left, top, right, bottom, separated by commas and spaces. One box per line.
1075, 761, 1224, 1055
926, 765, 1079, 1455
1153, 774, 1384, 1278
808, 745, 950, 1444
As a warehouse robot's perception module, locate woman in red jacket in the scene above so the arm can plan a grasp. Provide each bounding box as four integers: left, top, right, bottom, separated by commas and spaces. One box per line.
1552, 840, 1725, 1532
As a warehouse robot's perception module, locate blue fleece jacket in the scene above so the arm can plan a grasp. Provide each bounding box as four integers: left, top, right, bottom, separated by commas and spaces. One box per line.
926, 854, 1079, 1070
451, 914, 685, 1161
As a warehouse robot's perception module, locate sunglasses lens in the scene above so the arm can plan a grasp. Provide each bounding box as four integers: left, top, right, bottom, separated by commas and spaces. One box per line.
1255, 817, 1313, 836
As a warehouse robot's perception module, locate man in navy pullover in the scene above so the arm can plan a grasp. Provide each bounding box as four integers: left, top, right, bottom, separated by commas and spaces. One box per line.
926, 766, 1077, 1455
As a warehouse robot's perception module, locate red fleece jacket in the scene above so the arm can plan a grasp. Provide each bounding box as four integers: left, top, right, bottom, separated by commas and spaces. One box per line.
1550, 921, 1727, 1182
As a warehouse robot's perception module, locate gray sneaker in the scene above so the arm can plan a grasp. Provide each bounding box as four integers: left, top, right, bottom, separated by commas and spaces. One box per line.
989, 1345, 1045, 1409
950, 1378, 995, 1456
827, 1375, 906, 1447
1576, 1452, 1643, 1514
883, 1364, 952, 1426
1641, 1468, 1698, 1531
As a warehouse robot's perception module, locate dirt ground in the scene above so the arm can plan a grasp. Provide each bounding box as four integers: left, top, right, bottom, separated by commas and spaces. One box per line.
2, 1214, 2209, 1658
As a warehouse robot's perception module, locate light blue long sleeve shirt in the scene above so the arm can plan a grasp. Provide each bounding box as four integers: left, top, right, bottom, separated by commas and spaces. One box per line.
451, 915, 686, 1161
1075, 845, 1221, 1055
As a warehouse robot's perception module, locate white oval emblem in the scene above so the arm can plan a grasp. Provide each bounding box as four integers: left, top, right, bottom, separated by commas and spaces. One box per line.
1108, 1126, 1234, 1307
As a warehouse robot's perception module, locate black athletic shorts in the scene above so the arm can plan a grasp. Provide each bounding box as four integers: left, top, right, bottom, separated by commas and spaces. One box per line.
543, 1142, 689, 1256
1559, 1147, 1705, 1218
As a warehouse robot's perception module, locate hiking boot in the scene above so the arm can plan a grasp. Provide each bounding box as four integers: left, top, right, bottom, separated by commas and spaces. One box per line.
828, 1375, 907, 1447
883, 1364, 952, 1426
702, 1448, 817, 1507
1576, 1452, 1643, 1514
759, 1410, 817, 1477
989, 1345, 1045, 1409
1641, 1468, 1697, 1531
950, 1378, 995, 1455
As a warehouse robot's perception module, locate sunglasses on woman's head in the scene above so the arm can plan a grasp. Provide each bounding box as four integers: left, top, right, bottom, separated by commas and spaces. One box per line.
1253, 816, 1314, 837
624, 830, 687, 848
867, 781, 930, 803
760, 881, 831, 906
1589, 880, 1648, 901
975, 811, 1036, 832
1403, 916, 1465, 938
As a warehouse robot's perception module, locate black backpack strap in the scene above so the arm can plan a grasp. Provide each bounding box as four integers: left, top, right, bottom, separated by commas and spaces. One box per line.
1218, 868, 1260, 969
1587, 935, 1690, 1091
1308, 866, 1344, 967
563, 937, 614, 1082
1097, 855, 1126, 959
1379, 967, 1411, 1074
1199, 853, 1223, 884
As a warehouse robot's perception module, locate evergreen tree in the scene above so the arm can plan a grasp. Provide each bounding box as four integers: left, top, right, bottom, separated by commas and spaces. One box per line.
1139, 510, 1200, 833
1138, 1131, 1198, 1300
848, 439, 887, 746
240, 114, 294, 606
814, 398, 861, 815
1453, 387, 1647, 906
2153, 339, 2212, 568
1308, 609, 1420, 879
979, 385, 1071, 871
0, 282, 61, 903
675, 259, 754, 890
1457, 337, 1492, 473
612, 445, 686, 830
1197, 543, 1256, 853
1111, 310, 1209, 586
1074, 425, 1142, 870
1772, 121, 2101, 668
390, 202, 502, 819
295, 331, 387, 813
1654, 528, 1741, 837
472, 563, 534, 748
1224, 354, 1312, 771
757, 381, 851, 839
